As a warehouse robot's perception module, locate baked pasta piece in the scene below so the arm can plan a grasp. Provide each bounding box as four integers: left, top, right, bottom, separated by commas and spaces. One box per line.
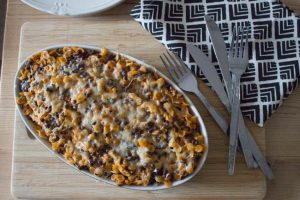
17, 47, 206, 187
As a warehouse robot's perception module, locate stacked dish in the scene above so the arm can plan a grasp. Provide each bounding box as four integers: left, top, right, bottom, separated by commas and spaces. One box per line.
21, 0, 124, 16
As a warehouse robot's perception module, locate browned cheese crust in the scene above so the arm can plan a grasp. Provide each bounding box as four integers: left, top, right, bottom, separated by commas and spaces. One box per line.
17, 47, 205, 187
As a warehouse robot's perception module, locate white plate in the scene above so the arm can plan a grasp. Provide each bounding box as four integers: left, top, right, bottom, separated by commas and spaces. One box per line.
14, 44, 209, 190
21, 0, 124, 16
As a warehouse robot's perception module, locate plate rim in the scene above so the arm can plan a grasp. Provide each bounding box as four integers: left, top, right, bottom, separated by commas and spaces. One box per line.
21, 0, 124, 16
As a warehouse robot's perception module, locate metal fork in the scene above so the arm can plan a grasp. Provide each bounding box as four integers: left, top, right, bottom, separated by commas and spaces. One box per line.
227, 26, 249, 175
160, 51, 274, 180
160, 52, 228, 138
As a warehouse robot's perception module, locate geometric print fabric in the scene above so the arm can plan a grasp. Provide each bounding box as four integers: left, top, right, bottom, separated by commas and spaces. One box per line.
131, 0, 300, 127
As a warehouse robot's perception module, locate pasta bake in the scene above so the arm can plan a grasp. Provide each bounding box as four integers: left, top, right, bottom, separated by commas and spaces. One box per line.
17, 47, 206, 187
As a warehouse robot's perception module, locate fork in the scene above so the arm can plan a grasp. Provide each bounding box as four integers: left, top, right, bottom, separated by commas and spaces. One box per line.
160, 51, 274, 180
227, 26, 249, 175
160, 52, 228, 138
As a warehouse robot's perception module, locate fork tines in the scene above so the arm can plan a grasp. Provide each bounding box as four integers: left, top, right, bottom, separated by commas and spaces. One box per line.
229, 26, 249, 59
160, 52, 189, 82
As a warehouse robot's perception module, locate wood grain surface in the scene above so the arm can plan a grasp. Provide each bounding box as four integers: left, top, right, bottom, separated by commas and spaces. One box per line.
11, 21, 265, 200
0, 0, 300, 199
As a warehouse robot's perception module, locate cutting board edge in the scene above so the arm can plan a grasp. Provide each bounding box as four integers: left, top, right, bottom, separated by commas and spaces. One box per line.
11, 21, 267, 199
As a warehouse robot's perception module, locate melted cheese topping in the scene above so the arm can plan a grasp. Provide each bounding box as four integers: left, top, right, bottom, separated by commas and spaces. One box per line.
17, 47, 205, 187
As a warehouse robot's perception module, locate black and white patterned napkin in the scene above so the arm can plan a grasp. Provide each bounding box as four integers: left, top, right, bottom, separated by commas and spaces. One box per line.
131, 0, 300, 127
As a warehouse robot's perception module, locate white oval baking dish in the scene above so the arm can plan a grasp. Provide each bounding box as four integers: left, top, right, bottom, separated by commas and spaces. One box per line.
14, 44, 209, 190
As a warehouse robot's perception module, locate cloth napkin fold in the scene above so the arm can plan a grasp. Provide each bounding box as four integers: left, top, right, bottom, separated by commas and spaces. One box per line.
131, 0, 300, 127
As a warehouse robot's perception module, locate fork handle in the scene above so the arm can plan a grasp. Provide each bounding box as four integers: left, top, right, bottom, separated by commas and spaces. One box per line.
193, 78, 273, 179
237, 110, 257, 168
194, 89, 228, 133
228, 74, 241, 175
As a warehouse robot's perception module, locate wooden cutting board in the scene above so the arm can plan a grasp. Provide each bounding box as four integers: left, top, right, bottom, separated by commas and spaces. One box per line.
11, 21, 266, 200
